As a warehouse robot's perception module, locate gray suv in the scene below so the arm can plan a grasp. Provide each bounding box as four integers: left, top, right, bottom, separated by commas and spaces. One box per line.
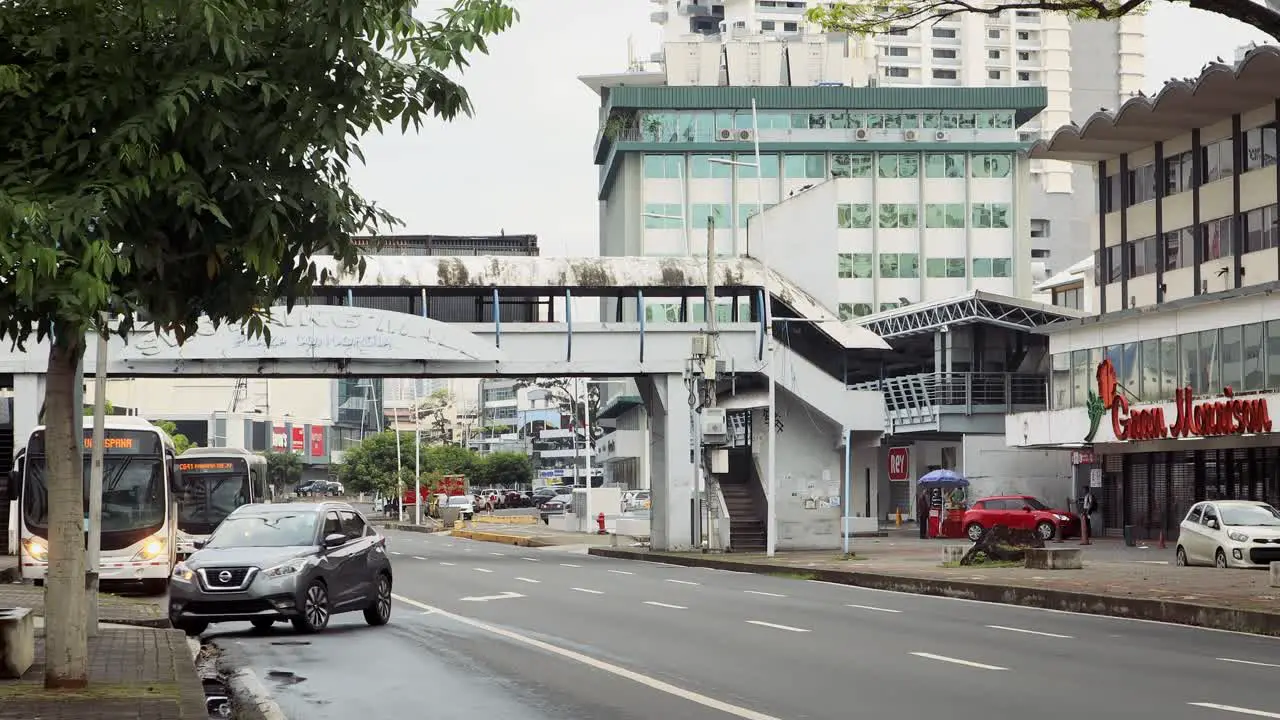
168, 502, 393, 636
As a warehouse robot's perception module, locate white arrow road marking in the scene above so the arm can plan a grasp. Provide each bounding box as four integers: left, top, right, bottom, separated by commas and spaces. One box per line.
460, 592, 525, 603
391, 593, 783, 720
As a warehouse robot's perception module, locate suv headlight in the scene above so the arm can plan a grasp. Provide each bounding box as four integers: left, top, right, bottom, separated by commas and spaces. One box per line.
1228, 531, 1250, 542
132, 536, 166, 561
172, 562, 195, 582
262, 559, 306, 579
22, 538, 48, 562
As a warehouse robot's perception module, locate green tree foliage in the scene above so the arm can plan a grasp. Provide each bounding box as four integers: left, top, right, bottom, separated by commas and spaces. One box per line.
481, 451, 533, 487
336, 431, 420, 497
806, 1, 1280, 39
0, 0, 515, 687
154, 420, 195, 455
517, 379, 603, 448
263, 450, 304, 488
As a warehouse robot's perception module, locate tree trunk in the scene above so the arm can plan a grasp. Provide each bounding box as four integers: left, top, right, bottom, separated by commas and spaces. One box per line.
43, 334, 88, 689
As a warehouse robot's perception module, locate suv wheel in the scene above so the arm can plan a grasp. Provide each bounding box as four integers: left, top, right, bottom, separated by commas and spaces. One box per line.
291, 581, 331, 634
363, 573, 392, 627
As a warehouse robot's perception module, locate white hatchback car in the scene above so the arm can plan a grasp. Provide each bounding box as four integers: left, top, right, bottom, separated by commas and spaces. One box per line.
1176, 500, 1280, 569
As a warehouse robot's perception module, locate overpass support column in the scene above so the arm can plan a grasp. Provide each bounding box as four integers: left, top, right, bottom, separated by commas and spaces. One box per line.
636, 373, 696, 551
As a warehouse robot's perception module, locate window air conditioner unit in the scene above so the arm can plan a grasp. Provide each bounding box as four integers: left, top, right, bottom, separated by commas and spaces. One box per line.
854, 128, 870, 141
717, 128, 734, 141
737, 129, 754, 141
935, 131, 949, 141
904, 130, 918, 141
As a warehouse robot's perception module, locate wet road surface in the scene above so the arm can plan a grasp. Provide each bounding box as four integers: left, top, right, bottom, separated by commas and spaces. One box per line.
208, 528, 1280, 720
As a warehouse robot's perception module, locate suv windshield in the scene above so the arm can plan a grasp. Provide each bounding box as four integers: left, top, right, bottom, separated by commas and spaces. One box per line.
206, 512, 320, 548
1221, 504, 1280, 527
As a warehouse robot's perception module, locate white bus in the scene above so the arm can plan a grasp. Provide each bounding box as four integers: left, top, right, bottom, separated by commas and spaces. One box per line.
7, 416, 180, 594
175, 447, 269, 558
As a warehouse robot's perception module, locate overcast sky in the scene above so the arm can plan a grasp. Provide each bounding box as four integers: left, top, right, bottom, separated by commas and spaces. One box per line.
346, 0, 1272, 259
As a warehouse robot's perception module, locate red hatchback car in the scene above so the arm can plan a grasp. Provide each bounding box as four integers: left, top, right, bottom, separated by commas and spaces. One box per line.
962, 495, 1080, 542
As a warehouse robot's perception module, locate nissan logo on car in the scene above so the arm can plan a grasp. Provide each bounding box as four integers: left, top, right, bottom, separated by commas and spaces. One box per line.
218, 571, 232, 584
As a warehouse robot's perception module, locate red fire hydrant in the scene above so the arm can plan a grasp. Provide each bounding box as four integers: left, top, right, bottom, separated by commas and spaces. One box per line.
597, 512, 607, 535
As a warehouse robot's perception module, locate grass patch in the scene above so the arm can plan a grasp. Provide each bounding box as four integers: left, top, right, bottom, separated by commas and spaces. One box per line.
0, 682, 181, 701
941, 560, 1023, 569
831, 553, 858, 562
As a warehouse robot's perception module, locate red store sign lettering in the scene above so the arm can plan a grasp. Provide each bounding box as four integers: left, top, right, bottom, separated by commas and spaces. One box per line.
1102, 363, 1274, 441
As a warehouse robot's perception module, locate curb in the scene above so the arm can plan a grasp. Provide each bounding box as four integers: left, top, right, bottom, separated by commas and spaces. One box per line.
588, 547, 1280, 637
377, 523, 442, 535
451, 529, 550, 548
216, 653, 288, 720
473, 515, 540, 525
0, 566, 18, 584
101, 615, 171, 629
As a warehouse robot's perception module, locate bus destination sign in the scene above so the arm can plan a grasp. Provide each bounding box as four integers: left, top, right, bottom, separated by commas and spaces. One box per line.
178, 461, 242, 474
29, 429, 161, 456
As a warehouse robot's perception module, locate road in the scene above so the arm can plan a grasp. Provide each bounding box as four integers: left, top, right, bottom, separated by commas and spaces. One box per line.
209, 528, 1280, 720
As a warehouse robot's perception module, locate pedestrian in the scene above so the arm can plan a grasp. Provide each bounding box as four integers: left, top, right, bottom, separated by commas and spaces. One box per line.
1080, 486, 1098, 537
916, 485, 930, 539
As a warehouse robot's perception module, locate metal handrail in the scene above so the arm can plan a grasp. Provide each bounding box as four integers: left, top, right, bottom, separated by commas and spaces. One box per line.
850, 372, 1048, 415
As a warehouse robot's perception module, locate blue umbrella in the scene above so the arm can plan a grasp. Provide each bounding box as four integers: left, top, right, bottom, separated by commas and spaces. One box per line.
918, 469, 969, 487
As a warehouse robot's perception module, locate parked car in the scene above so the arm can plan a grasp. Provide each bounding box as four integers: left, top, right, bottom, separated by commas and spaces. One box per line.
532, 487, 567, 508
1176, 500, 1280, 568
446, 495, 475, 520
503, 490, 527, 508
539, 493, 575, 523
961, 495, 1079, 542
168, 502, 392, 637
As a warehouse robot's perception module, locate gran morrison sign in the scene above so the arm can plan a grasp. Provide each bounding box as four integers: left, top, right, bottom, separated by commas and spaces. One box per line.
118, 305, 501, 363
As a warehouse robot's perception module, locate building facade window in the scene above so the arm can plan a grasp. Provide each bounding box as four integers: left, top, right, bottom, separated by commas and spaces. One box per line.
690, 203, 731, 230
643, 203, 683, 229
643, 155, 682, 179
879, 253, 920, 279
690, 154, 732, 178
925, 257, 967, 278
972, 257, 1012, 278
971, 203, 1012, 228
831, 153, 873, 178
877, 153, 921, 179
1052, 286, 1082, 309
971, 153, 1013, 178
838, 252, 873, 279
784, 153, 827, 178
878, 203, 919, 228
925, 203, 967, 228
925, 153, 965, 178
837, 203, 873, 229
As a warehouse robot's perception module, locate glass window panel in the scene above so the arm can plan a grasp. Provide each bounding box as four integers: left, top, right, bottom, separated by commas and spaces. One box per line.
946, 203, 966, 228
925, 204, 947, 228
990, 203, 1011, 228
831, 153, 853, 178
879, 253, 900, 278
878, 204, 899, 228
737, 154, 778, 178
837, 204, 853, 229
878, 154, 899, 178
1140, 339, 1159, 402
1159, 336, 1178, 401
644, 155, 668, 178
1071, 350, 1089, 408
924, 153, 948, 178
926, 258, 947, 277
1179, 332, 1200, 394
1221, 326, 1243, 392
838, 303, 854, 321
805, 153, 826, 178
898, 153, 920, 178
838, 253, 853, 278
850, 253, 873, 278
899, 254, 919, 278
972, 204, 992, 228
1267, 320, 1280, 391
690, 154, 732, 178
898, 204, 918, 228
945, 258, 966, 278
1051, 353, 1071, 409
848, 154, 873, 177
1243, 322, 1265, 392
1121, 342, 1139, 396
1199, 329, 1219, 393
991, 258, 1011, 277
972, 258, 993, 278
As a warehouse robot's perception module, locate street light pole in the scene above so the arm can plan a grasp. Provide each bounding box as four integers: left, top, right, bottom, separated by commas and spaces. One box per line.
413, 382, 422, 526
87, 315, 108, 637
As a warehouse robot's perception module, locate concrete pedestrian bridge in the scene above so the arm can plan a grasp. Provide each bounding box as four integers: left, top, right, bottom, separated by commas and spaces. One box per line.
0, 255, 889, 551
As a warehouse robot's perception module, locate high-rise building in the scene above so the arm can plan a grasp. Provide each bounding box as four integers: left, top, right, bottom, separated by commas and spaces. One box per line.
645, 1, 1145, 271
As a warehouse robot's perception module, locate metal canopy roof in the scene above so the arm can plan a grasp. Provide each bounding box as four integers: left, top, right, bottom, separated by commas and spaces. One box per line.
854, 290, 1088, 340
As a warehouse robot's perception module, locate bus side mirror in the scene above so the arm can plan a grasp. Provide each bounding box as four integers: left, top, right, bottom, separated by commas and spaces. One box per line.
7, 459, 23, 503
168, 461, 183, 495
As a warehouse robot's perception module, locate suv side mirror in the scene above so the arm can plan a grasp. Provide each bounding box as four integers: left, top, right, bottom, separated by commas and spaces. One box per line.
1206, 519, 1219, 530
323, 533, 347, 548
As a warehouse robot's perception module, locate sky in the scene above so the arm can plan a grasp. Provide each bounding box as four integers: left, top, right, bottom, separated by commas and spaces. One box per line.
347, 0, 1273, 260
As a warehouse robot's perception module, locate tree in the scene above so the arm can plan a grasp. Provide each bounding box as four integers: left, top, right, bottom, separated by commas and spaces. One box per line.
0, 0, 515, 687
335, 431, 415, 497
155, 420, 195, 455
518, 379, 603, 449
263, 450, 303, 489
807, 0, 1280, 40
480, 451, 533, 487
417, 388, 455, 445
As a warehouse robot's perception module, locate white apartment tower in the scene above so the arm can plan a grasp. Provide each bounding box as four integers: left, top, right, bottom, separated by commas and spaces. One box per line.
648, 0, 1145, 271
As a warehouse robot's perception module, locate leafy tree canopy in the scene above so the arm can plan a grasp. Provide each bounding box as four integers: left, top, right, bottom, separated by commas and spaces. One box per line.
807, 1, 1280, 39
481, 451, 533, 487
518, 378, 603, 447
336, 431, 532, 495
155, 420, 195, 455
262, 450, 304, 487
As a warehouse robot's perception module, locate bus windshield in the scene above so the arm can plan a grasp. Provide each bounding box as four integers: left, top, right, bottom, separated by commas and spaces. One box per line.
178, 472, 249, 535
22, 455, 166, 534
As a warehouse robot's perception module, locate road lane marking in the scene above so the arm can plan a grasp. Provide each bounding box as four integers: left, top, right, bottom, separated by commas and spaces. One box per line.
412, 556, 427, 561
561, 563, 582, 568
516, 577, 540, 584
474, 568, 494, 573
644, 601, 687, 609
910, 652, 1007, 671
522, 557, 540, 562
986, 625, 1072, 639
572, 588, 604, 595
439, 562, 456, 567
666, 579, 699, 586
390, 593, 782, 720
608, 569, 634, 575
846, 604, 902, 614
390, 551, 403, 555
744, 591, 786, 598
1188, 703, 1280, 718
490, 552, 506, 556
746, 620, 810, 633
460, 592, 525, 602
1218, 658, 1280, 669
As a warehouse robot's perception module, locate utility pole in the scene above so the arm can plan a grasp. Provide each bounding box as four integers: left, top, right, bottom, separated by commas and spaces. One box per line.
87, 316, 108, 636
691, 217, 720, 550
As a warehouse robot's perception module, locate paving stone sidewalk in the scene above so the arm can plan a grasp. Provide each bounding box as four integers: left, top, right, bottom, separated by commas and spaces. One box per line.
0, 579, 168, 628
0, 627, 206, 720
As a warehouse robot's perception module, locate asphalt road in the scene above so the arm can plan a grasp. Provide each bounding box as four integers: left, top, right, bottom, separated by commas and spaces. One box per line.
209, 528, 1280, 720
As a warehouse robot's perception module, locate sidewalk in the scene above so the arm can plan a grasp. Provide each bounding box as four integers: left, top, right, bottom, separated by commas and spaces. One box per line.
0, 558, 167, 628
0, 627, 207, 720
590, 537, 1280, 636
450, 521, 618, 548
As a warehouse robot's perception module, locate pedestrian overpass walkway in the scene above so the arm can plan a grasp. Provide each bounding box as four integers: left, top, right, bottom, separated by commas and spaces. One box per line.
0, 254, 888, 552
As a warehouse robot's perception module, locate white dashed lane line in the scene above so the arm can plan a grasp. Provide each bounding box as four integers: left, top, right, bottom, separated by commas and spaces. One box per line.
608, 569, 634, 575
439, 562, 456, 567
985, 625, 1072, 639
910, 652, 1007, 671
412, 556, 427, 561
745, 620, 810, 633
572, 588, 604, 595
1187, 702, 1280, 718
1217, 658, 1280, 669
516, 577, 540, 584
744, 591, 786, 598
561, 563, 582, 568
644, 601, 688, 610
665, 579, 699, 586
522, 557, 540, 562
474, 568, 494, 573
846, 604, 902, 614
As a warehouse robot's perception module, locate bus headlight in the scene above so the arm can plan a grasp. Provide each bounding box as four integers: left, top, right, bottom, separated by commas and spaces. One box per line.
22, 538, 48, 562
133, 536, 166, 561
172, 562, 195, 583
